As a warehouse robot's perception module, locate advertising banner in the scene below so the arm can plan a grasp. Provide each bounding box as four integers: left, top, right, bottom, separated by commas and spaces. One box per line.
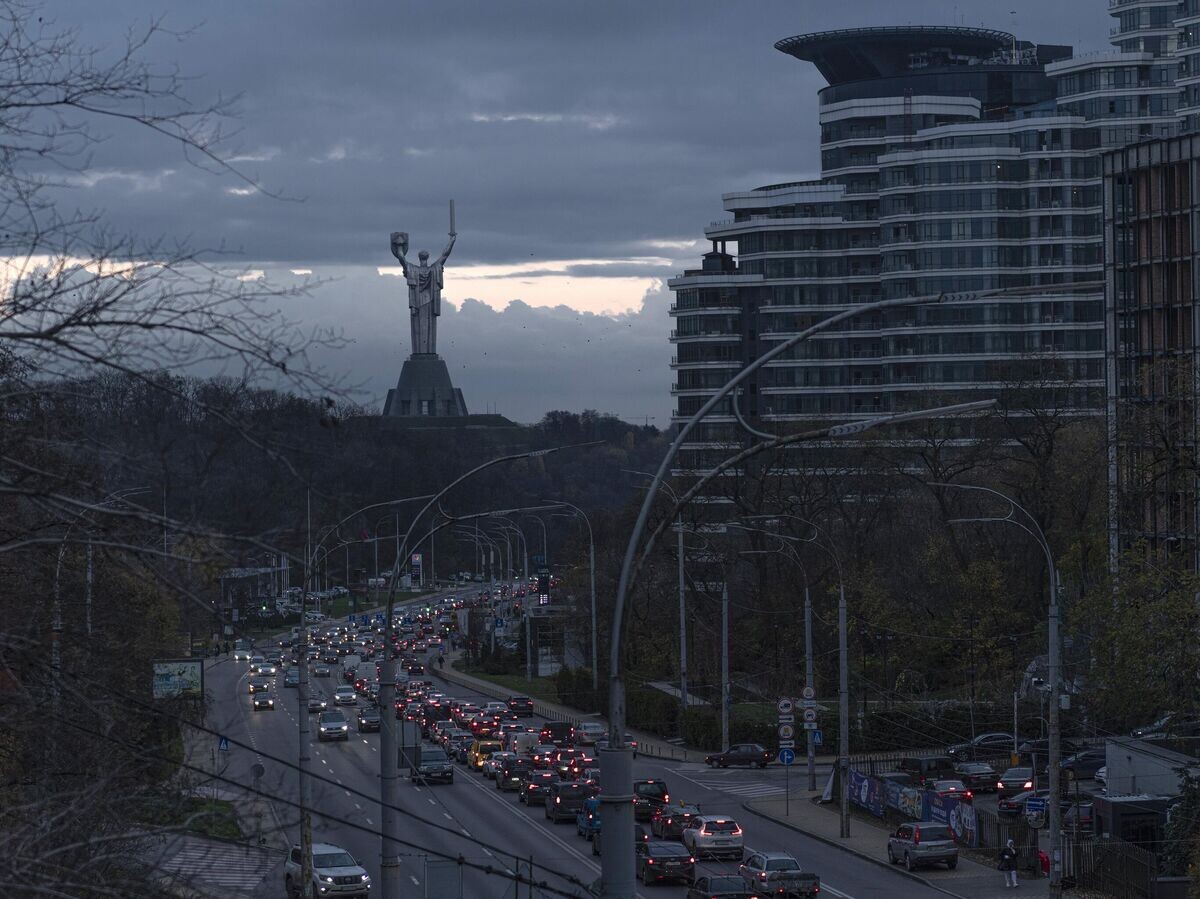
848, 771, 884, 817
884, 779, 928, 821
151, 659, 204, 700
926, 792, 980, 848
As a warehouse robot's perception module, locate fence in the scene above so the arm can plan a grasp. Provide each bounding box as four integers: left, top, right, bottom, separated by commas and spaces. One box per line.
1063, 834, 1157, 899
974, 807, 1039, 871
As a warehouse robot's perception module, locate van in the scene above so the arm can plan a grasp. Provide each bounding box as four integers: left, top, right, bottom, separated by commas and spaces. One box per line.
468, 739, 503, 771
898, 755, 956, 787
507, 732, 539, 755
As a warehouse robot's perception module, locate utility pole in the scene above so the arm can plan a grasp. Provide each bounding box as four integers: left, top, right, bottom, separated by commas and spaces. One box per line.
721, 582, 730, 752
838, 580, 850, 838
678, 514, 688, 716
1049, 571, 1063, 896
298, 552, 314, 897
805, 582, 816, 791
85, 541, 93, 637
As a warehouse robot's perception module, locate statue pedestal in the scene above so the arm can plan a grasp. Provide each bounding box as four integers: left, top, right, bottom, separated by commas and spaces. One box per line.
382, 354, 468, 418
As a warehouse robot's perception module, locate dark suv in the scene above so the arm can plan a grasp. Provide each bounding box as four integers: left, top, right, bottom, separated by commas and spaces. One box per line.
898, 755, 956, 787
633, 779, 670, 821
545, 781, 591, 822
507, 695, 535, 717
540, 721, 574, 747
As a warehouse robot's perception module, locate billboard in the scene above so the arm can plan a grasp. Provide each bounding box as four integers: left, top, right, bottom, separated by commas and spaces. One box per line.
152, 659, 204, 700
848, 771, 884, 817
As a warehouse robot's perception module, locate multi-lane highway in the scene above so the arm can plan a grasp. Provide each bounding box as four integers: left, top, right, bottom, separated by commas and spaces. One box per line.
208, 594, 953, 898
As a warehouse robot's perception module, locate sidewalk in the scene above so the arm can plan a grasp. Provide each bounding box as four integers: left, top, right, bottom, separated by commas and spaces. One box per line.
435, 652, 709, 763
743, 793, 1048, 899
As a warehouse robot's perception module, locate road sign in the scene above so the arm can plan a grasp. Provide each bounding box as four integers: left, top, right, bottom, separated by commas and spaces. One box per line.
803, 722, 818, 731
802, 685, 815, 701
778, 724, 795, 740
803, 708, 817, 723
778, 739, 795, 749
1026, 797, 1047, 813
217, 736, 230, 752
777, 698, 794, 715
778, 748, 796, 766
495, 618, 504, 629
777, 714, 794, 725
812, 729, 823, 746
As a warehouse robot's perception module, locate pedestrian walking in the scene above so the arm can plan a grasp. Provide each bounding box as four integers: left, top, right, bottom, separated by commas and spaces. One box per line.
999, 838, 1018, 888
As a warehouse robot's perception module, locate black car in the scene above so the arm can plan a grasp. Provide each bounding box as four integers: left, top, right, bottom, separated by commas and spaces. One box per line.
520, 770, 558, 806
687, 875, 759, 899
497, 758, 532, 792
507, 695, 535, 717
413, 746, 453, 784
633, 780, 670, 822
636, 841, 695, 885
704, 743, 771, 769
593, 824, 650, 856
945, 732, 1013, 759
1061, 748, 1106, 781
357, 707, 381, 733
545, 781, 591, 823
540, 721, 574, 747
953, 762, 999, 794
996, 767, 1035, 800
1018, 737, 1079, 762
898, 756, 956, 787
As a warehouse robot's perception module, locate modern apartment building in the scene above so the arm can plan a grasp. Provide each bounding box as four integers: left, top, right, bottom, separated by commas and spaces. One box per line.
1104, 134, 1200, 568
669, 15, 1180, 473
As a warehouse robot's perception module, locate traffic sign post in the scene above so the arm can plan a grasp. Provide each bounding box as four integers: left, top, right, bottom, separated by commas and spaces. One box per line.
217, 736, 230, 752
778, 748, 796, 817
778, 748, 795, 766
812, 729, 823, 747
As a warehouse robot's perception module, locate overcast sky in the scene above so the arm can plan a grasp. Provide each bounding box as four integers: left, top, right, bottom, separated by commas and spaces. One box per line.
46, 0, 1107, 423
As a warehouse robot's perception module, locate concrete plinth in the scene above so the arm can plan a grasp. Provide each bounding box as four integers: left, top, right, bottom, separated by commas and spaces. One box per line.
382, 354, 468, 418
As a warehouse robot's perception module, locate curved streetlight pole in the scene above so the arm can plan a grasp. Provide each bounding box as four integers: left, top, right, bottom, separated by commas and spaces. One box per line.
544, 500, 596, 690
931, 481, 1064, 895
523, 513, 549, 567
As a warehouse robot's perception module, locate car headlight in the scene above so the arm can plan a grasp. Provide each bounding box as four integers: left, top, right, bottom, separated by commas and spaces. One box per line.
318, 873, 334, 882
361, 874, 370, 882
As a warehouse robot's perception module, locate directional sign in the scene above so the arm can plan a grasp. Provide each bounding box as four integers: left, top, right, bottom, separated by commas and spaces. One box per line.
778, 748, 796, 766
1025, 797, 1047, 814
803, 722, 818, 731
778, 739, 795, 749
777, 698, 794, 715
778, 724, 795, 740
802, 685, 816, 701
777, 714, 794, 725
803, 708, 817, 723
218, 736, 231, 752
812, 729, 823, 746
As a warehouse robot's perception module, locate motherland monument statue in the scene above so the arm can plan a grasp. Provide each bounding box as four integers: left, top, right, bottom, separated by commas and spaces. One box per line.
381, 199, 469, 419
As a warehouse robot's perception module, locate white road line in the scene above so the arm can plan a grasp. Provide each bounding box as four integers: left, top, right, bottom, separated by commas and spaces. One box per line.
483, 848, 493, 857
366, 817, 373, 825
355, 803, 362, 810
442, 812, 453, 820
409, 876, 420, 885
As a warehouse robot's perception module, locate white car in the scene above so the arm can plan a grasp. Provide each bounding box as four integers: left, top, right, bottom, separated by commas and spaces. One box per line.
284, 842, 369, 898
681, 815, 744, 860
575, 722, 606, 745
249, 655, 266, 671
334, 686, 358, 705
304, 610, 327, 623
232, 647, 253, 661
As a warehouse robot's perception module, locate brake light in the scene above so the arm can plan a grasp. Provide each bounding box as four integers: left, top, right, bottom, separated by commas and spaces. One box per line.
1024, 781, 1033, 789
997, 781, 1004, 789
965, 791, 973, 799
760, 872, 768, 879
732, 827, 743, 836
663, 793, 669, 803
646, 858, 654, 865
913, 827, 921, 845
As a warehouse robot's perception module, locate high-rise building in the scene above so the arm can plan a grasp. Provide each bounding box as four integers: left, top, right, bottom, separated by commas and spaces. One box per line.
1104, 134, 1200, 568
670, 16, 1179, 474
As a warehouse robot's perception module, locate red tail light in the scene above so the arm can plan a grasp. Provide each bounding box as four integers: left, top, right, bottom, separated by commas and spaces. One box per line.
913, 827, 921, 845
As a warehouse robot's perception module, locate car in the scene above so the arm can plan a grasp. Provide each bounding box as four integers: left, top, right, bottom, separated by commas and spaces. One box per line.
593, 823, 650, 856
249, 655, 266, 671
539, 721, 574, 747
519, 770, 558, 806
1131, 713, 1176, 739
507, 695, 535, 717
248, 678, 271, 695
531, 745, 560, 769
930, 779, 972, 801
308, 697, 327, 713
1018, 737, 1079, 761
357, 707, 381, 733
468, 740, 504, 772
232, 646, 253, 661
996, 766, 1035, 800
739, 851, 820, 895
636, 841, 695, 885
1061, 748, 1107, 781
998, 788, 1050, 819
334, 686, 358, 706
953, 761, 998, 793
497, 757, 532, 792
284, 668, 300, 688
651, 802, 702, 839
253, 693, 275, 711
945, 731, 1013, 759
448, 734, 473, 764
633, 780, 670, 822
686, 875, 761, 899
595, 734, 639, 757
318, 710, 350, 741
484, 751, 516, 780
545, 781, 592, 823
887, 821, 958, 871
574, 722, 606, 745
257, 662, 277, 677
284, 842, 370, 899
705, 744, 772, 769
681, 815, 743, 860
897, 755, 956, 787
552, 749, 587, 778
412, 746, 454, 784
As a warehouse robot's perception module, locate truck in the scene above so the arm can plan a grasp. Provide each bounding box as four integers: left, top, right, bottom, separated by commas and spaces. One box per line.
738, 851, 820, 896
341, 654, 361, 682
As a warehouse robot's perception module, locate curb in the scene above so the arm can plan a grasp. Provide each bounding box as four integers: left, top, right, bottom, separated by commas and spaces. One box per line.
739, 801, 971, 899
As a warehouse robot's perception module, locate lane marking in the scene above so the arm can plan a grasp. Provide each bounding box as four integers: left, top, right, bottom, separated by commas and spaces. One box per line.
410, 876, 420, 885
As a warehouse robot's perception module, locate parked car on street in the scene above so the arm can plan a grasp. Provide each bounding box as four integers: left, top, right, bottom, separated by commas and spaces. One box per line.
898, 755, 956, 787
945, 731, 1013, 759
996, 766, 1035, 800
953, 761, 998, 793
704, 744, 772, 769
1061, 748, 1106, 781
887, 822, 958, 870
930, 779, 973, 801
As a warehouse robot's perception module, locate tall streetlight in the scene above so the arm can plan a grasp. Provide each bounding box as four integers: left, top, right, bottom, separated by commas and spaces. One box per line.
931, 481, 1064, 895
546, 500, 597, 690
622, 470, 690, 718
493, 517, 530, 580
523, 513, 549, 565
374, 442, 600, 898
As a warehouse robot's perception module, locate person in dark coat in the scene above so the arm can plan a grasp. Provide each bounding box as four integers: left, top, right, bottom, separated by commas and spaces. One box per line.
999, 838, 1018, 888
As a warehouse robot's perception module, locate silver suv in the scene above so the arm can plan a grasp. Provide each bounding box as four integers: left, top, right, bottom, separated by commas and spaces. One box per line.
886, 822, 958, 871
284, 842, 370, 898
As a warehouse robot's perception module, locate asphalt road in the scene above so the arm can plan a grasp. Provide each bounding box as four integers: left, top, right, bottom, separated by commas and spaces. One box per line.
207, 592, 954, 899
